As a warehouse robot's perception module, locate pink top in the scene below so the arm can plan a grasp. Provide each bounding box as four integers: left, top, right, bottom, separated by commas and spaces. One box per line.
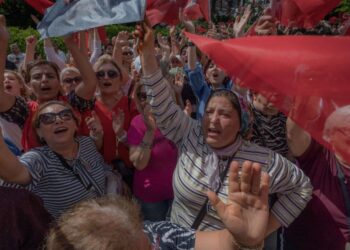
127, 114, 177, 202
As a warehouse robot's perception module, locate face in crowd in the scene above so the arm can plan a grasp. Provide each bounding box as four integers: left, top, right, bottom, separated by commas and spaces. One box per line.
203, 90, 241, 149
27, 61, 61, 103
94, 56, 123, 97
323, 105, 350, 165
205, 61, 227, 89
122, 46, 134, 66
253, 93, 279, 116
60, 67, 82, 95
34, 101, 78, 147
3, 70, 25, 97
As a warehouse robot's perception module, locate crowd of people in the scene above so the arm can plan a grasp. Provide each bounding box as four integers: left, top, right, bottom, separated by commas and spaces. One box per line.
0, 2, 349, 250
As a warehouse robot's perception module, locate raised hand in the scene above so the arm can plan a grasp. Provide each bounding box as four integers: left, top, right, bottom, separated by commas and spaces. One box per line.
0, 15, 9, 44
183, 100, 193, 117
134, 22, 155, 56
179, 9, 195, 33
112, 110, 125, 137
116, 31, 130, 47
233, 4, 252, 37
208, 161, 269, 248
171, 71, 185, 94
85, 111, 104, 140
255, 9, 277, 36
157, 33, 171, 54
26, 35, 37, 48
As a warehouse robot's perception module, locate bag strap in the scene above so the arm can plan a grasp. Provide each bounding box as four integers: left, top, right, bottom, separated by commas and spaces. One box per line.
191, 154, 235, 230
53, 151, 89, 189
53, 151, 103, 196
336, 161, 350, 232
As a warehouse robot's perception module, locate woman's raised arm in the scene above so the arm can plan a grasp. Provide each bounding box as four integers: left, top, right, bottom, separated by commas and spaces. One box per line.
0, 15, 16, 112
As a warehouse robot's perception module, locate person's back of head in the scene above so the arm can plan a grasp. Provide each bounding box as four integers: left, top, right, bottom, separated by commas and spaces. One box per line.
46, 196, 144, 250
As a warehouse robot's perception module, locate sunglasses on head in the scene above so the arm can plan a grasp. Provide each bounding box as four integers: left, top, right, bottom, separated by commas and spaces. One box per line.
63, 76, 82, 84
96, 70, 119, 79
137, 92, 147, 101
38, 109, 74, 126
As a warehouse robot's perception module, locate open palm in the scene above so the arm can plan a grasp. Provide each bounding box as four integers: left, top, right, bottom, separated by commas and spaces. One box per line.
208, 161, 269, 248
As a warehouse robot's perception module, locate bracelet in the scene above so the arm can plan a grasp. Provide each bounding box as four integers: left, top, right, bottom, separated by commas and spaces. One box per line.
116, 131, 127, 143
140, 140, 152, 150
234, 241, 264, 250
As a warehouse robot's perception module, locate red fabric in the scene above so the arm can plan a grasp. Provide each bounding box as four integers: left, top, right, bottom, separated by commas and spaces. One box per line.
185, 32, 350, 163
94, 97, 138, 166
272, 0, 341, 28
146, 0, 188, 26
184, 0, 210, 21
25, 0, 53, 14
97, 27, 107, 45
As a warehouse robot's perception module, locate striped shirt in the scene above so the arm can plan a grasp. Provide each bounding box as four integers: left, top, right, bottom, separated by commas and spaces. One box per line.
144, 221, 195, 250
4, 136, 106, 219
143, 69, 312, 231
251, 106, 289, 157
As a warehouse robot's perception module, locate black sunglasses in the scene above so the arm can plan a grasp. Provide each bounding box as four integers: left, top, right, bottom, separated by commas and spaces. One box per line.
96, 70, 119, 79
137, 92, 147, 101
38, 109, 74, 126
63, 76, 82, 84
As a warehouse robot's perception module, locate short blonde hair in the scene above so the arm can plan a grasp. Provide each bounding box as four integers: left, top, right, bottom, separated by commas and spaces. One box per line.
93, 55, 123, 81
60, 67, 80, 81
46, 196, 143, 250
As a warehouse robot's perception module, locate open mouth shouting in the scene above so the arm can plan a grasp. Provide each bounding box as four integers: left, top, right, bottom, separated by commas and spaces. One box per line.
54, 126, 69, 135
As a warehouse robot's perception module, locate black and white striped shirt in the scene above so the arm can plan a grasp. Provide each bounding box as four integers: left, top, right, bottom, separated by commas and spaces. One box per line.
17, 136, 106, 218
251, 106, 289, 157
143, 69, 312, 231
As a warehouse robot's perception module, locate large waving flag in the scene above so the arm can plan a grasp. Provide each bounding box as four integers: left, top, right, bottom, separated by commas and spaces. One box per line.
38, 0, 146, 38
271, 0, 341, 28
146, 0, 188, 26
184, 0, 210, 21
186, 32, 350, 162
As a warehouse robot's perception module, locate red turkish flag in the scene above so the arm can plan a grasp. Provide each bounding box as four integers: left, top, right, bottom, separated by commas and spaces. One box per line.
185, 32, 350, 162
271, 0, 341, 28
184, 0, 210, 21
25, 0, 53, 15
146, 0, 188, 26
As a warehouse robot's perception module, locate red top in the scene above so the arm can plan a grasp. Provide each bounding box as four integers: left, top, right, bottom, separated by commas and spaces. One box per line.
94, 96, 138, 166
285, 140, 350, 250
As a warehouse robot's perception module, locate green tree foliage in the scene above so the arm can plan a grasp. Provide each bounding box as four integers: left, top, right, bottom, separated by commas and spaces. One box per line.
336, 0, 350, 13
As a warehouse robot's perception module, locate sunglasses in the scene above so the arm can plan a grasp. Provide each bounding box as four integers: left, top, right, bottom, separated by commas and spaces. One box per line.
137, 92, 147, 101
38, 109, 74, 126
63, 76, 82, 84
96, 70, 119, 79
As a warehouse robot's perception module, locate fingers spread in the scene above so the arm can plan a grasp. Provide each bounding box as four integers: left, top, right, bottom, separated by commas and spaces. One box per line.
251, 163, 262, 196
240, 161, 253, 193
228, 161, 240, 197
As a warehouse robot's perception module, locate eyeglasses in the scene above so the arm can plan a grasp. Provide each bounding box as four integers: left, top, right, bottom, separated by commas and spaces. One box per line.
95, 70, 119, 79
137, 92, 147, 101
38, 109, 74, 126
122, 51, 133, 56
63, 76, 82, 84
